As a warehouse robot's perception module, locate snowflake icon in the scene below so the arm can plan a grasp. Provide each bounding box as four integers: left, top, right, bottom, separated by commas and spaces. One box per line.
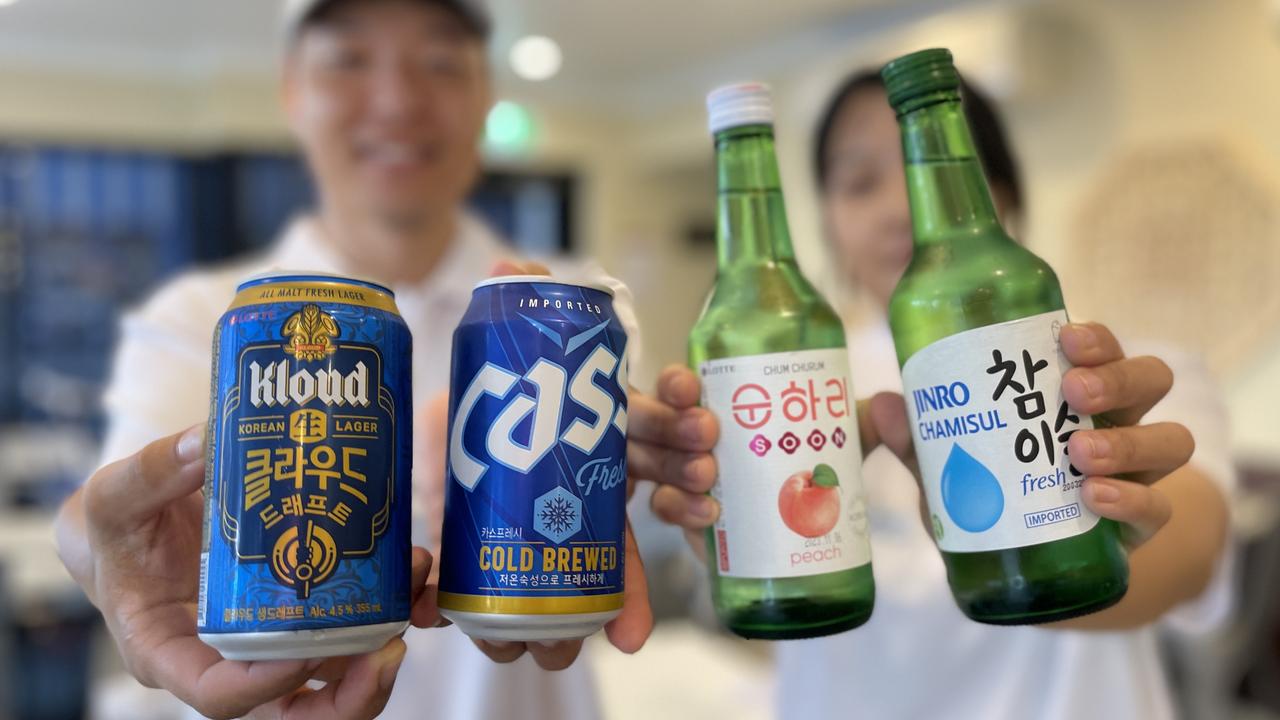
533, 487, 582, 543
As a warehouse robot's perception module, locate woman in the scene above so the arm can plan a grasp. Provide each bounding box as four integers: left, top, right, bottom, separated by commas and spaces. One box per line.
767, 70, 1235, 719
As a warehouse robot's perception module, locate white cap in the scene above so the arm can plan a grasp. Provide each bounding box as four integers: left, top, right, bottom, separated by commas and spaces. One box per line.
281, 0, 490, 39
706, 82, 775, 135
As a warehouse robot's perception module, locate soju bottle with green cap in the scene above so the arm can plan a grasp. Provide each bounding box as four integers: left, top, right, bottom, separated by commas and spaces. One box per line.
882, 48, 1128, 624
689, 83, 874, 639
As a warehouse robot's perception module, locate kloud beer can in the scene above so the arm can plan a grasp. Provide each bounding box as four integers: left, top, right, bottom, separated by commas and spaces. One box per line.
197, 272, 413, 660
438, 276, 630, 641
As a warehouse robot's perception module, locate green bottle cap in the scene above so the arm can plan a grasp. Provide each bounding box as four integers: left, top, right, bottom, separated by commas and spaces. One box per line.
881, 48, 960, 112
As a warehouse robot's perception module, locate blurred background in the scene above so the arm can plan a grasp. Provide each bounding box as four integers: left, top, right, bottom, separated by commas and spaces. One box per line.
0, 0, 1276, 718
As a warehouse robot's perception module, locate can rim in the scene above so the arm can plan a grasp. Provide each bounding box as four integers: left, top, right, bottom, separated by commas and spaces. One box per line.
236, 269, 395, 297
473, 274, 615, 297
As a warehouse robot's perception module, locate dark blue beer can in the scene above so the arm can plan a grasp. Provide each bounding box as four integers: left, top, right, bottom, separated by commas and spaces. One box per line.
197, 272, 412, 660
438, 276, 629, 641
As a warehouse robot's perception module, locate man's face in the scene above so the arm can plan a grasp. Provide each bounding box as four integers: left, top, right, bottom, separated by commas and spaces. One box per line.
283, 0, 491, 228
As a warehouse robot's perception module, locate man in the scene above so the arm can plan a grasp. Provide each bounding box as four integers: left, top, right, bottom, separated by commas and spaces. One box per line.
53, 1, 720, 718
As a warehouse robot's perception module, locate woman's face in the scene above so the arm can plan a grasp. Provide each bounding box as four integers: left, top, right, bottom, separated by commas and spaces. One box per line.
821, 87, 914, 310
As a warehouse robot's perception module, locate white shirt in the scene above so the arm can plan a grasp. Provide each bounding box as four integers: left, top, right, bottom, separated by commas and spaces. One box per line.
98, 213, 641, 720
773, 314, 1236, 720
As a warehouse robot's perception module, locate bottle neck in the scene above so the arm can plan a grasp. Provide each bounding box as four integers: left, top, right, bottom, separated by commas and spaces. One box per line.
898, 94, 1004, 247
713, 125, 797, 271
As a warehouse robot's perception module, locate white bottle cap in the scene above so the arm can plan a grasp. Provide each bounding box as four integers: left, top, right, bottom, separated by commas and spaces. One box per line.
706, 82, 775, 135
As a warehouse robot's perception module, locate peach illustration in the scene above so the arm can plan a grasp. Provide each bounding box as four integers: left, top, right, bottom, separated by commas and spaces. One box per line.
777, 463, 841, 538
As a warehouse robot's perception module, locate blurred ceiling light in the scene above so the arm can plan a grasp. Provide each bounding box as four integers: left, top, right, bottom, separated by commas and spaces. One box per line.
485, 100, 535, 153
509, 36, 562, 82
0, 0, 19, 7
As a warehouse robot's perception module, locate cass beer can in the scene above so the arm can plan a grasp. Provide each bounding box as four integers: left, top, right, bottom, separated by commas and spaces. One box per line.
438, 276, 629, 641
197, 272, 413, 660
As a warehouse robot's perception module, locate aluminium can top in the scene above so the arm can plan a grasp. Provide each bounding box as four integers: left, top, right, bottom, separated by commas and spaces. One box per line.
473, 274, 614, 297
236, 270, 395, 297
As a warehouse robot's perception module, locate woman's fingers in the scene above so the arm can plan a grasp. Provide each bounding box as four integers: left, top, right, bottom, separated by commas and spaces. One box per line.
654, 365, 702, 410
628, 392, 718, 453
1062, 357, 1173, 427
626, 440, 716, 493
1067, 423, 1194, 484
1082, 478, 1173, 548
867, 392, 918, 477
1058, 322, 1126, 367
648, 483, 718, 529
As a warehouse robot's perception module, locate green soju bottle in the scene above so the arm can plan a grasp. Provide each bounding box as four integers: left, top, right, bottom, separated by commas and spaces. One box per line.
689, 83, 875, 639
882, 49, 1128, 624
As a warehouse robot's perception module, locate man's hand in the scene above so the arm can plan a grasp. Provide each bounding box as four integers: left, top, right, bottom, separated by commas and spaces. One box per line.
55, 426, 437, 719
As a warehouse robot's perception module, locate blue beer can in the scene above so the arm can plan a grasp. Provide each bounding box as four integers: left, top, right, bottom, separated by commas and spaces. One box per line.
438, 276, 629, 641
197, 272, 413, 660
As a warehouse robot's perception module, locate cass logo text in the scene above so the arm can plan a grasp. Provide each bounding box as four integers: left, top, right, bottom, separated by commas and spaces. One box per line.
450, 343, 628, 490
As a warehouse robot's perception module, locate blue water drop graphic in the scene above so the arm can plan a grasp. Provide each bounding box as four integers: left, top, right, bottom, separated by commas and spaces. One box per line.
940, 443, 1004, 532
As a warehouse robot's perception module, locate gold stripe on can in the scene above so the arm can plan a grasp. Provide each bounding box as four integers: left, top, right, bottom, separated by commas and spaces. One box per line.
228, 281, 400, 314
437, 591, 625, 615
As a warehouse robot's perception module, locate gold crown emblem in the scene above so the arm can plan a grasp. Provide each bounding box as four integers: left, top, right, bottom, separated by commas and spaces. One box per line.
282, 304, 339, 361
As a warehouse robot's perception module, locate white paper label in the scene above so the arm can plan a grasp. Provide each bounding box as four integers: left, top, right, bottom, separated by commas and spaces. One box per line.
700, 348, 871, 579
901, 310, 1099, 552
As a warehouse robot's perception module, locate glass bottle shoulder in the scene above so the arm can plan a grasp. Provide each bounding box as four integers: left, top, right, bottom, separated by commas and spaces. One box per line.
689, 262, 845, 364
888, 236, 1065, 365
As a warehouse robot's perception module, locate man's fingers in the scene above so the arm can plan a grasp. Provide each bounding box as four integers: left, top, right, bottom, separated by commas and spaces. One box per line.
1062, 356, 1173, 426
1081, 478, 1172, 548
410, 546, 432, 592
626, 440, 716, 493
654, 365, 702, 410
490, 260, 551, 278
527, 640, 584, 671
85, 424, 205, 529
307, 656, 353, 685
270, 638, 406, 720
145, 635, 314, 720
1059, 322, 1126, 367
473, 639, 527, 664
649, 483, 718, 529
628, 393, 718, 452
411, 583, 444, 628
408, 546, 435, 626
604, 523, 652, 654
408, 543, 442, 629
1067, 423, 1194, 483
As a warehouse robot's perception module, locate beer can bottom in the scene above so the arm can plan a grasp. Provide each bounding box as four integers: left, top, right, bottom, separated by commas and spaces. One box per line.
199, 620, 409, 661
440, 609, 622, 643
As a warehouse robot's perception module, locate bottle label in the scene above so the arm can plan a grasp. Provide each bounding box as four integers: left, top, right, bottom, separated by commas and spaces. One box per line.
700, 348, 871, 579
901, 310, 1099, 552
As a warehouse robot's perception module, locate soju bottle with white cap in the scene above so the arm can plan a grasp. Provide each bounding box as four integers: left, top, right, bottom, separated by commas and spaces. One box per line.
689, 83, 875, 639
